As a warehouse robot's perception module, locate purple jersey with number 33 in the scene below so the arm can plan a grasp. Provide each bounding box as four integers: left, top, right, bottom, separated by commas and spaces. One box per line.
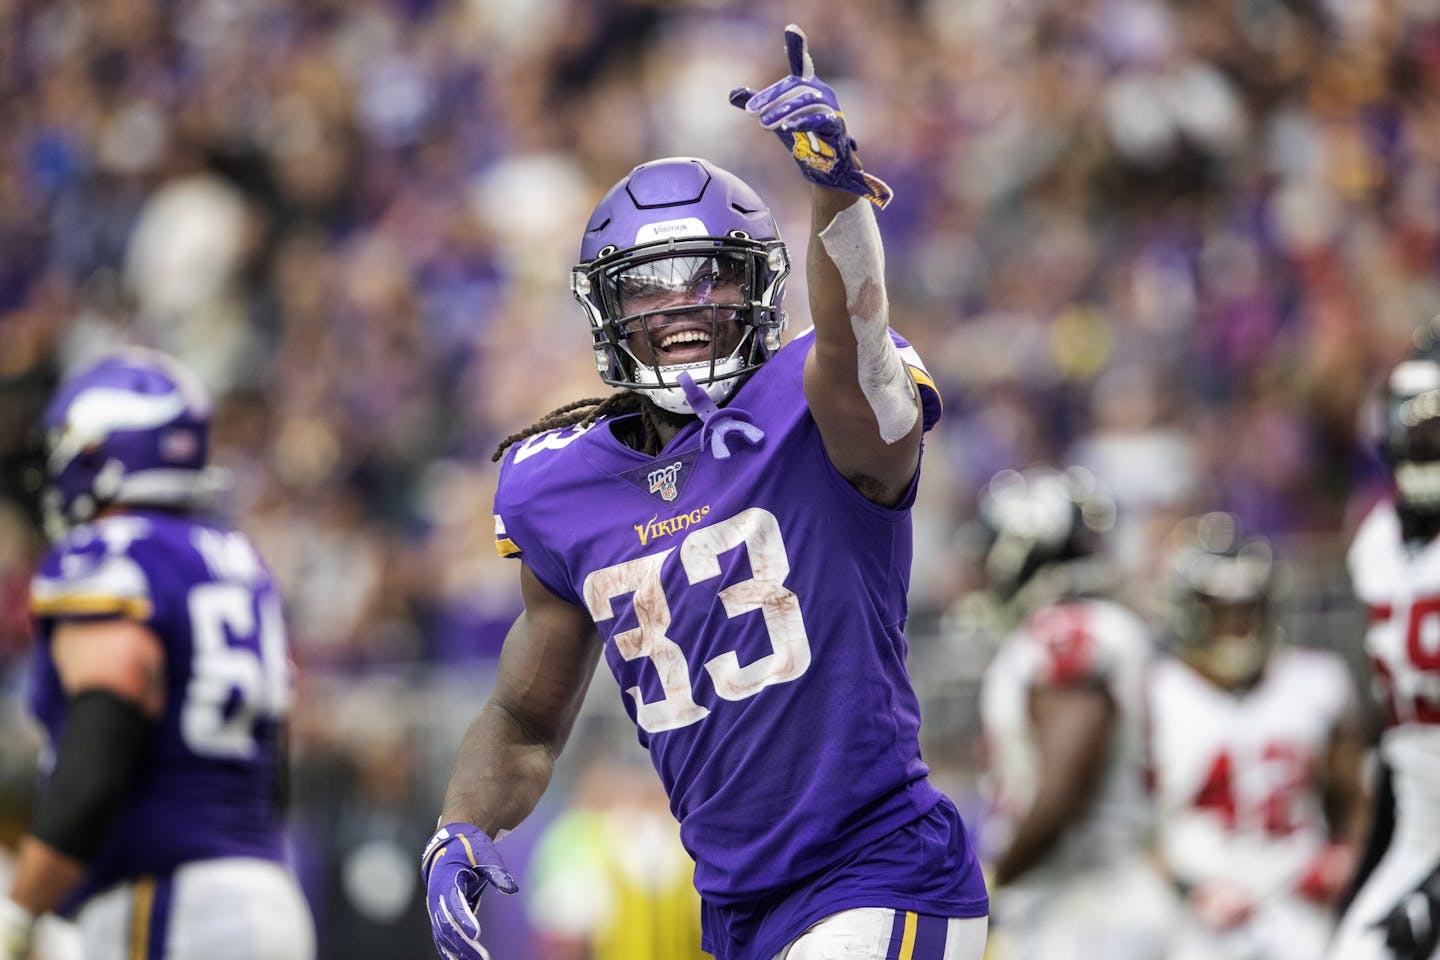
28, 511, 291, 912
493, 331, 986, 943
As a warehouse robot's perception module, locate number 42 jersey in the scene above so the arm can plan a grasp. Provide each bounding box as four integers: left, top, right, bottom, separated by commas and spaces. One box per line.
27, 510, 293, 911
493, 332, 985, 916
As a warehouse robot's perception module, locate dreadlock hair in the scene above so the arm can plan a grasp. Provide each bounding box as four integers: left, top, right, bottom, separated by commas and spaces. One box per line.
492, 390, 658, 461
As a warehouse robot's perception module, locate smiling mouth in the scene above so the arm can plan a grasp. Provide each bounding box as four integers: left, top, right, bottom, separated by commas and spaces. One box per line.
653, 326, 714, 363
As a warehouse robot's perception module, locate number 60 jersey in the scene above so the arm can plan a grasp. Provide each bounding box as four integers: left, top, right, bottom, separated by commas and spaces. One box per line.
493, 332, 984, 916
27, 511, 292, 912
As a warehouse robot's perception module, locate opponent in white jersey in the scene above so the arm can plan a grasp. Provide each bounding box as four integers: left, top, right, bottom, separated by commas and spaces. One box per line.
1148, 513, 1367, 960
1331, 324, 1440, 960
975, 466, 1176, 960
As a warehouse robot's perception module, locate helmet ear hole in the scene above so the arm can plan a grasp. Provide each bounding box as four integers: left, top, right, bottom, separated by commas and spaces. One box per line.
596, 244, 617, 259
727, 230, 752, 240
93, 458, 125, 500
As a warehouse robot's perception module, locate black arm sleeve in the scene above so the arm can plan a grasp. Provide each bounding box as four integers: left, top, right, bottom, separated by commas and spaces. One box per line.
1338, 756, 1395, 917
30, 689, 151, 862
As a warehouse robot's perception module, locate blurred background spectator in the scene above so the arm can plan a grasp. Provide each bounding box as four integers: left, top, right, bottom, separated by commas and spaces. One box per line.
0, 0, 1432, 955
524, 745, 705, 960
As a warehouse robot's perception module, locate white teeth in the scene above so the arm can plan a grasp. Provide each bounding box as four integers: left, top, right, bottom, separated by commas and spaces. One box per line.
659, 330, 711, 350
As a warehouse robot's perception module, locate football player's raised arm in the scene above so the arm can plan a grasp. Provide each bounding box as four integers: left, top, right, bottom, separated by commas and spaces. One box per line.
803, 186, 923, 505
438, 563, 603, 836
5, 621, 164, 929
728, 24, 919, 505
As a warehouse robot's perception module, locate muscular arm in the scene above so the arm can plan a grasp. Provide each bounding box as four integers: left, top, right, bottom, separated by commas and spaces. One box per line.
1322, 702, 1370, 846
439, 564, 603, 836
992, 683, 1116, 887
1288, 704, 1371, 907
7, 620, 164, 916
50, 619, 166, 715
802, 186, 923, 507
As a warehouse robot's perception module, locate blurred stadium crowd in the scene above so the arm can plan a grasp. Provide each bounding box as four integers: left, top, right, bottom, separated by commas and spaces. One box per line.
1, 0, 1437, 955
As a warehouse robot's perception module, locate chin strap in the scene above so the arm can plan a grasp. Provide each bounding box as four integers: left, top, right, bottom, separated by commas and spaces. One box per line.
677, 373, 764, 459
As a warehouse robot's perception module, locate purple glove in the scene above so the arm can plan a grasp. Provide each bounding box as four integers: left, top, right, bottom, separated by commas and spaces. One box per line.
421, 823, 518, 960
729, 23, 893, 209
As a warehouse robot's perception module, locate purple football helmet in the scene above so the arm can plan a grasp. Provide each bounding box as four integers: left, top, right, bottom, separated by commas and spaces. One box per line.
43, 347, 216, 534
571, 157, 791, 414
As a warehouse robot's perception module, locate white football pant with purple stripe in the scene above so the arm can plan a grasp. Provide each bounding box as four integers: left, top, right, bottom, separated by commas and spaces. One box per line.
773, 907, 987, 960
73, 858, 313, 960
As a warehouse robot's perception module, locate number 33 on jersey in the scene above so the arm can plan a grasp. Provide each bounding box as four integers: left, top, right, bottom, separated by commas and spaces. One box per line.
490, 332, 946, 904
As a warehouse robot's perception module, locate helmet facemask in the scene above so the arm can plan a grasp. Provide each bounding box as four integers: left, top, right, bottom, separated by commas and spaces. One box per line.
573, 157, 791, 418
1386, 382, 1440, 511
1180, 595, 1273, 689
1166, 513, 1277, 689
574, 234, 789, 415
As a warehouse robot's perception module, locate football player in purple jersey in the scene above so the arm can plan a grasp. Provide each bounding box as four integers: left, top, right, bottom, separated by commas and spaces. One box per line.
421, 23, 988, 960
0, 349, 314, 960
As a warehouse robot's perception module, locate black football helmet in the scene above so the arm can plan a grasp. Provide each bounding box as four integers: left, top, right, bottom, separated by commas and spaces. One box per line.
974, 465, 1117, 609
1164, 512, 1277, 689
1382, 318, 1440, 515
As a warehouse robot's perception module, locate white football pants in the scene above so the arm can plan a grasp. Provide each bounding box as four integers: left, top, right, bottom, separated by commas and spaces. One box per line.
74, 857, 314, 960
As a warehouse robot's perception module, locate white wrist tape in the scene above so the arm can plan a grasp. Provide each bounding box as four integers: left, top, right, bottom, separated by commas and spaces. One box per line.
818, 200, 917, 444
0, 898, 36, 959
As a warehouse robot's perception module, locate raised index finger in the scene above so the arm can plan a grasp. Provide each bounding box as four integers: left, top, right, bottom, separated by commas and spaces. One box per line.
784, 24, 814, 80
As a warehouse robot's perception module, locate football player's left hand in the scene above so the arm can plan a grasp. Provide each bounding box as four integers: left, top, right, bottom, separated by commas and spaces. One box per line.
421, 823, 518, 960
0, 899, 35, 960
728, 24, 893, 209
1377, 867, 1440, 960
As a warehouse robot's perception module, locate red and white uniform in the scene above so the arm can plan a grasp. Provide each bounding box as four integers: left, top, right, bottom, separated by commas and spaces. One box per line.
980, 598, 1175, 960
1329, 502, 1440, 959
1148, 646, 1355, 960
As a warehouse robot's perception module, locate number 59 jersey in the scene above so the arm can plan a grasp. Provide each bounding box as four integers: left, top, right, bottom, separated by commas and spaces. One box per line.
1347, 501, 1440, 842
492, 332, 975, 910
28, 511, 292, 910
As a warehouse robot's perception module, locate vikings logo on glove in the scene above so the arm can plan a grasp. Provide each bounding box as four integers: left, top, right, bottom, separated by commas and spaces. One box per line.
792, 128, 840, 174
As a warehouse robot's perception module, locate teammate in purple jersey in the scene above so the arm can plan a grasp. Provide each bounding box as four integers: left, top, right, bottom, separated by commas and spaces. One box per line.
421, 24, 988, 960
0, 349, 314, 960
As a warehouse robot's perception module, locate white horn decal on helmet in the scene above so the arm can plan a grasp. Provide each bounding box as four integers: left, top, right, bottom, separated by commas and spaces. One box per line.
50, 388, 190, 470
